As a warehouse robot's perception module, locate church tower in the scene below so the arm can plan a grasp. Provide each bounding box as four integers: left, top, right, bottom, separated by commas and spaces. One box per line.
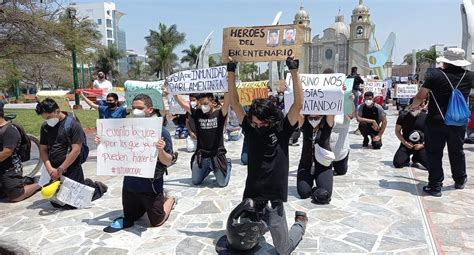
348, 0, 373, 75
294, 6, 312, 73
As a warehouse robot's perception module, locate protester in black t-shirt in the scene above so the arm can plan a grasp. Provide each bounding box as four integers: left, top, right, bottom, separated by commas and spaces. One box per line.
226, 56, 308, 254
408, 48, 474, 196
393, 98, 428, 170
175, 92, 231, 187
357, 91, 387, 149
297, 114, 335, 204
0, 102, 41, 202
99, 94, 175, 233
36, 98, 107, 208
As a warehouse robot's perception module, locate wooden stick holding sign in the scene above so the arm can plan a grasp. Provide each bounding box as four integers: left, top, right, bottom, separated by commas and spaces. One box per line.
237, 81, 269, 106
96, 118, 163, 178
221, 24, 304, 63
284, 73, 345, 115
166, 66, 228, 95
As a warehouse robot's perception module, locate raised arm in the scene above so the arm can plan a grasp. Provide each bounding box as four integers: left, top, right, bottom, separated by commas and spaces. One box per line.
286, 57, 304, 126
221, 92, 230, 117
227, 60, 246, 124
79, 91, 99, 110
173, 95, 191, 114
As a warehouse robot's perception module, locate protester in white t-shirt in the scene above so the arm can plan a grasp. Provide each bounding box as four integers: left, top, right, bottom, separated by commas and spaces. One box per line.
93, 72, 113, 105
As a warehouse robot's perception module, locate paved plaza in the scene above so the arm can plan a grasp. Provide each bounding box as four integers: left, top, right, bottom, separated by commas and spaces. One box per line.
1, 109, 473, 254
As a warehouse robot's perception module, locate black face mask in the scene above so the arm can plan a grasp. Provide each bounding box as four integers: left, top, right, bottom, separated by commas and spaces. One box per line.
98, 75, 105, 79
107, 102, 117, 108
255, 126, 271, 135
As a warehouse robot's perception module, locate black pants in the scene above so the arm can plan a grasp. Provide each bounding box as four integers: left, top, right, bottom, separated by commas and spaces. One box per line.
122, 189, 166, 227
333, 152, 349, 176
393, 144, 428, 168
359, 123, 382, 149
425, 124, 467, 187
297, 161, 333, 199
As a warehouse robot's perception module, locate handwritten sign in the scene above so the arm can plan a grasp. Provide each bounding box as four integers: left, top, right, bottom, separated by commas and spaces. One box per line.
96, 118, 163, 178
222, 24, 304, 63
344, 78, 354, 114
168, 95, 189, 115
56, 177, 95, 209
284, 73, 345, 115
124, 80, 164, 109
36, 90, 71, 112
395, 84, 418, 98
363, 81, 385, 97
237, 81, 269, 106
166, 66, 228, 95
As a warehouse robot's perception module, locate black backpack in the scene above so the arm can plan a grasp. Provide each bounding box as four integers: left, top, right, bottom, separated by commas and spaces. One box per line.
0, 123, 31, 162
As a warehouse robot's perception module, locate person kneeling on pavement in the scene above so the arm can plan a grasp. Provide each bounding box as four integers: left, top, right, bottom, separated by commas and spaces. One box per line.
100, 94, 175, 233
393, 98, 428, 170
357, 91, 387, 149
0, 102, 41, 202
36, 98, 107, 208
225, 56, 307, 255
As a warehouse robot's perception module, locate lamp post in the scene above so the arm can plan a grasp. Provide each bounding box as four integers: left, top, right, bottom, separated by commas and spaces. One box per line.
66, 7, 81, 109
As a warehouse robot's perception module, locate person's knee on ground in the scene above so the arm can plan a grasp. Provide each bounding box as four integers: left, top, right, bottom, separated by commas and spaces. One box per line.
311, 187, 331, 204
297, 181, 312, 199
149, 197, 175, 227
215, 160, 232, 187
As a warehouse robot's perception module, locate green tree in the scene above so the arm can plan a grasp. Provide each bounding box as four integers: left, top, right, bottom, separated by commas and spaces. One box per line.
208, 56, 219, 67
94, 44, 125, 81
181, 44, 202, 68
127, 60, 145, 80
402, 47, 437, 71
239, 63, 258, 81
145, 23, 186, 79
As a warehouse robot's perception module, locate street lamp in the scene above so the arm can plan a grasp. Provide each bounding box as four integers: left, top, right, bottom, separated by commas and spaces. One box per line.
66, 7, 81, 109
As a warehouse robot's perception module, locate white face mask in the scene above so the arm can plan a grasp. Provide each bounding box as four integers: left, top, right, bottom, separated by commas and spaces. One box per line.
309, 119, 321, 128
410, 110, 421, 117
191, 101, 197, 108
201, 105, 210, 113
132, 109, 146, 118
46, 118, 59, 127
365, 100, 374, 106
278, 96, 284, 101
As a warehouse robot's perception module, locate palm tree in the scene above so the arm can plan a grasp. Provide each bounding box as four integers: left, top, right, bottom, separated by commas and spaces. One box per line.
208, 56, 218, 67
181, 44, 202, 68
94, 44, 125, 81
145, 23, 186, 79
240, 63, 258, 81
127, 60, 144, 80
403, 48, 437, 68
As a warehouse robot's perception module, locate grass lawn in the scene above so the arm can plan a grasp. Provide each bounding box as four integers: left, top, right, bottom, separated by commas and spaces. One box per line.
4, 109, 99, 137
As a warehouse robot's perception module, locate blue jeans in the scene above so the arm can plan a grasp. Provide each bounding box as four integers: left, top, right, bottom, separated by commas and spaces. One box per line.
241, 142, 248, 165
352, 90, 360, 111
192, 158, 232, 187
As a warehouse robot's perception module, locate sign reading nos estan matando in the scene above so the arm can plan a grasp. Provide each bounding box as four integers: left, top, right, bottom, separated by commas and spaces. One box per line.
222, 24, 304, 63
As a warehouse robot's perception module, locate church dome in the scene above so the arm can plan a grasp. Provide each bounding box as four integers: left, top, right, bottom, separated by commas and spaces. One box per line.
295, 6, 309, 20
330, 15, 349, 38
353, 0, 369, 14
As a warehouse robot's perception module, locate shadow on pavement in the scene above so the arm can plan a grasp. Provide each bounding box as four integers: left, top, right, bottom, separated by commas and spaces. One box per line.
215, 235, 276, 255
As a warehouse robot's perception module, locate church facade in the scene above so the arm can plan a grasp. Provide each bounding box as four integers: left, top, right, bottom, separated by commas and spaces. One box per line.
295, 0, 389, 76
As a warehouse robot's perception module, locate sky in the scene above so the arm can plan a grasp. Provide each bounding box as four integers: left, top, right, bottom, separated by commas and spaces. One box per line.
75, 0, 465, 66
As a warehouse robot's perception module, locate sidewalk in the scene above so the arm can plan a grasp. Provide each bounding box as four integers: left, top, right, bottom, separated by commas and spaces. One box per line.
0, 112, 473, 254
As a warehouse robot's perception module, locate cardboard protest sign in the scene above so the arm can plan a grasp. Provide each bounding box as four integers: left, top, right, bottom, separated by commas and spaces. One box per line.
284, 73, 345, 115
222, 24, 304, 63
168, 95, 189, 115
166, 66, 228, 95
395, 84, 418, 98
36, 90, 71, 112
237, 81, 269, 106
96, 118, 163, 178
56, 177, 95, 209
343, 78, 354, 114
362, 81, 386, 97
124, 80, 164, 109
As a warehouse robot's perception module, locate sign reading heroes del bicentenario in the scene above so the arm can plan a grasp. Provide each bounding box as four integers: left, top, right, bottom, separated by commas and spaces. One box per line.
222, 24, 304, 63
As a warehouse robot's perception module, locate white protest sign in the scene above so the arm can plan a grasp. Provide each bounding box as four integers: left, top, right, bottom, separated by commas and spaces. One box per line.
395, 84, 418, 98
56, 177, 95, 209
400, 76, 409, 82
96, 118, 163, 178
168, 95, 189, 115
363, 81, 385, 97
166, 66, 228, 95
38, 165, 51, 187
284, 73, 345, 115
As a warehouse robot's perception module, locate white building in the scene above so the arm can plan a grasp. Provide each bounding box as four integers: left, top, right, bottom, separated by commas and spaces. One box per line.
71, 2, 128, 73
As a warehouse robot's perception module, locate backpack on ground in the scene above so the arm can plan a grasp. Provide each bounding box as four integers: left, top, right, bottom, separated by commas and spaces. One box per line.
0, 123, 31, 162
64, 115, 89, 164
431, 70, 471, 126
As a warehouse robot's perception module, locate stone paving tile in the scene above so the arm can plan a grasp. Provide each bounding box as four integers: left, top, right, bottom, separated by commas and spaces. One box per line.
0, 111, 473, 254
